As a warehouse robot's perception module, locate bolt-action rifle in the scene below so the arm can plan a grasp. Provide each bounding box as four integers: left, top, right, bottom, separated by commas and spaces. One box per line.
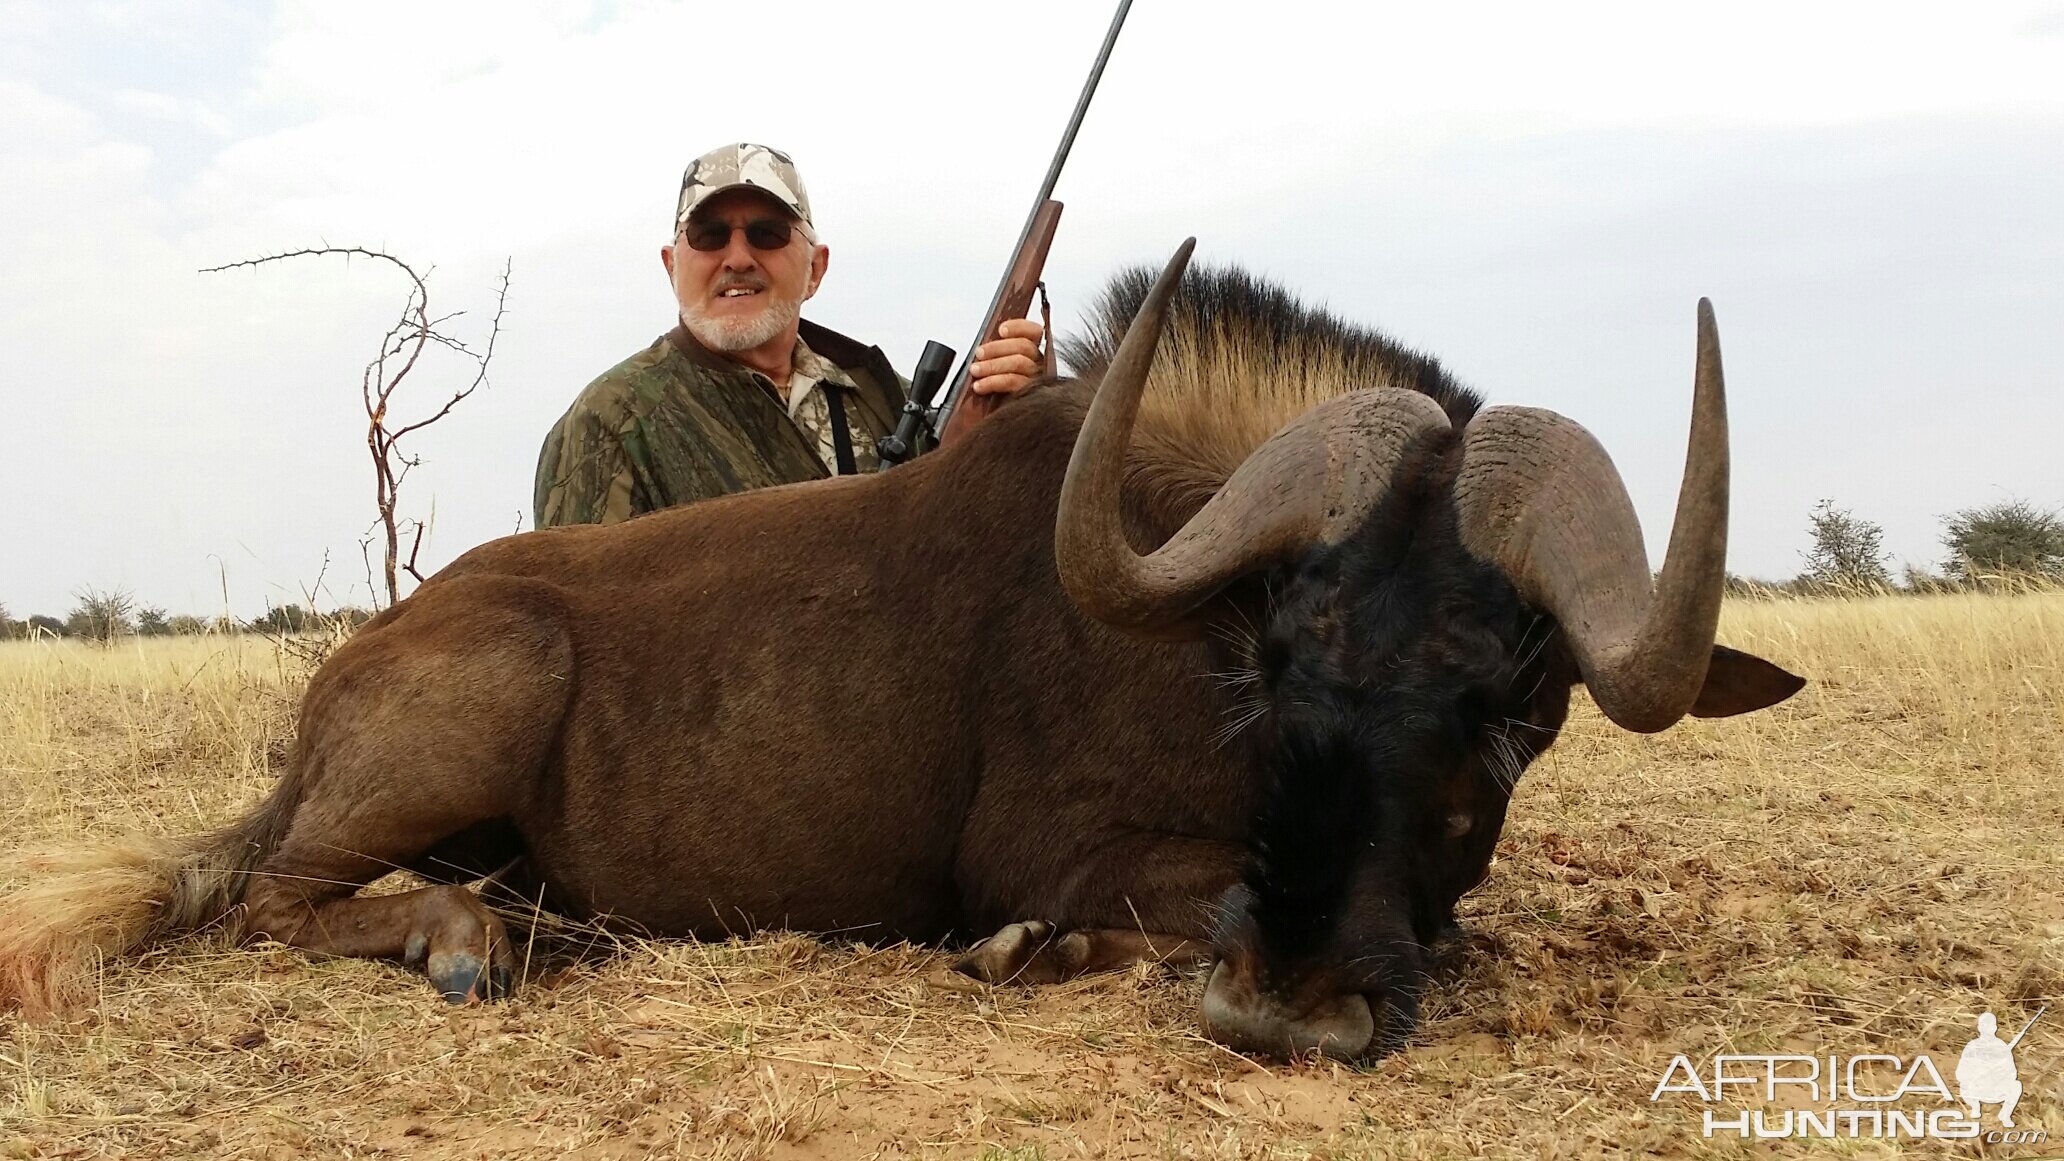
875, 0, 1134, 468
2007, 1006, 2046, 1050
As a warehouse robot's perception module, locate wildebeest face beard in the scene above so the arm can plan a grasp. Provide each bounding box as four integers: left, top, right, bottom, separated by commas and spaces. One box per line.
1203, 499, 1573, 1058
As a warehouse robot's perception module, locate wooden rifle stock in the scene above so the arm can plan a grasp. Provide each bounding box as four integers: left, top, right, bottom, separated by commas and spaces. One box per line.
876, 0, 1131, 470
937, 199, 1063, 445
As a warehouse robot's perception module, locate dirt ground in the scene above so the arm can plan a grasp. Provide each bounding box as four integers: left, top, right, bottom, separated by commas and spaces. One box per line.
2, 592, 2059, 1159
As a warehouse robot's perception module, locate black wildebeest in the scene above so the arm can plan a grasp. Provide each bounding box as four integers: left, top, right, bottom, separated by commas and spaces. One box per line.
0, 241, 1801, 1059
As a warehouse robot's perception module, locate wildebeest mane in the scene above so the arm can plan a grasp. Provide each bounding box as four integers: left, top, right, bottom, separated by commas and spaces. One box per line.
1060, 263, 1483, 513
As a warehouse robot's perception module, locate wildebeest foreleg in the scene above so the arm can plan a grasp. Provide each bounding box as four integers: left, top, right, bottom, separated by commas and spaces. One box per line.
952, 830, 1242, 984
954, 922, 1211, 984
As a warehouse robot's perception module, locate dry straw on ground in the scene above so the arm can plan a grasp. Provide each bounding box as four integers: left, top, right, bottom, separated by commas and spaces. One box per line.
2, 593, 2059, 1159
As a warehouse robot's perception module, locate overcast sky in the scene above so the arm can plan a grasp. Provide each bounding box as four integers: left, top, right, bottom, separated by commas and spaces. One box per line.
3, 0, 2060, 619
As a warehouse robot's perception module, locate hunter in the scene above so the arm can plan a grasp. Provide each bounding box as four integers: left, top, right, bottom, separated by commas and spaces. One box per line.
534, 142, 1045, 526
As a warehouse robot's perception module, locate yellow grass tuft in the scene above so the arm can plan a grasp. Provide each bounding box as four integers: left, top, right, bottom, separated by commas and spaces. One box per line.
0, 636, 292, 1022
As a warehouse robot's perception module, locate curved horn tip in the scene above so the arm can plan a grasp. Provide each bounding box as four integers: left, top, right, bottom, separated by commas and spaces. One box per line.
1159, 237, 1197, 283
1124, 239, 1196, 322
1697, 297, 1716, 333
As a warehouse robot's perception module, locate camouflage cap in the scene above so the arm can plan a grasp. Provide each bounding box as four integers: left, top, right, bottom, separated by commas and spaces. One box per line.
675, 143, 813, 231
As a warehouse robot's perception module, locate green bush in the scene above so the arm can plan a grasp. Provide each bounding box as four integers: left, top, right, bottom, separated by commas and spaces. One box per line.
66, 586, 136, 644
1796, 500, 1892, 592
1942, 499, 2064, 587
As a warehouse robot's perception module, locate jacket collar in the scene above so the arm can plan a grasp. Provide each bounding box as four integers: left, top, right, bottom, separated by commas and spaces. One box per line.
663, 319, 880, 378
662, 319, 907, 421
664, 322, 780, 377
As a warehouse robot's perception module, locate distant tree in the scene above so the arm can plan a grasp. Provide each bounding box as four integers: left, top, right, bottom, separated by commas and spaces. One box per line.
66, 586, 136, 644
1797, 500, 1891, 592
331, 606, 375, 629
1942, 499, 2064, 587
1723, 573, 1784, 600
209, 614, 240, 635
27, 614, 66, 639
251, 603, 312, 635
0, 603, 15, 639
166, 614, 210, 635
136, 606, 172, 636
1900, 563, 1958, 595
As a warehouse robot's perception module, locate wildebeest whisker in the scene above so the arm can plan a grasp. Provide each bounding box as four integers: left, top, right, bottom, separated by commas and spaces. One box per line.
1212, 696, 1271, 749
1509, 616, 1555, 689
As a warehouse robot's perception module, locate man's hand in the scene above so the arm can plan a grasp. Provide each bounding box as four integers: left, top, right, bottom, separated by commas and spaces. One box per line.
967, 318, 1046, 396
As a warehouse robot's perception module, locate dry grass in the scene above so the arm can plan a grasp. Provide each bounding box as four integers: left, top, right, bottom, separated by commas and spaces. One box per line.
2, 594, 2060, 1159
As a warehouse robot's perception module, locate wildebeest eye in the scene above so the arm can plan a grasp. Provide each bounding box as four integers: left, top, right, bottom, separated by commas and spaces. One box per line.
1445, 812, 1473, 838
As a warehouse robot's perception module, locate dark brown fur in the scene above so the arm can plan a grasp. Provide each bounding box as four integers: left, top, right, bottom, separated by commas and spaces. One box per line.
115, 382, 1266, 1004
8, 264, 1439, 1013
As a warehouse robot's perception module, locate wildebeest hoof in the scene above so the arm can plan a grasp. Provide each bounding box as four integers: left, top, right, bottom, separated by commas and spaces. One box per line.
955, 920, 1053, 982
399, 887, 513, 1004
954, 920, 1090, 985
428, 951, 504, 1004
407, 939, 509, 1002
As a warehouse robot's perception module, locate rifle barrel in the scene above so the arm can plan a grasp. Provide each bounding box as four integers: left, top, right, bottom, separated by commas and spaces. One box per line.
928, 0, 1135, 430
2007, 1005, 2045, 1051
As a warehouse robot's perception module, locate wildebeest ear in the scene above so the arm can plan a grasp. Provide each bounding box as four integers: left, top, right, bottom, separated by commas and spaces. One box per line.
1689, 644, 1806, 718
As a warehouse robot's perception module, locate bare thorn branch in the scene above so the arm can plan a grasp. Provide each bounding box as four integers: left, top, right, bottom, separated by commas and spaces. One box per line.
207, 247, 512, 608
404, 522, 428, 585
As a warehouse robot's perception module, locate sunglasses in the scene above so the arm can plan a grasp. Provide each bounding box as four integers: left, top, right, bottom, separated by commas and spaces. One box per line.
680, 218, 804, 253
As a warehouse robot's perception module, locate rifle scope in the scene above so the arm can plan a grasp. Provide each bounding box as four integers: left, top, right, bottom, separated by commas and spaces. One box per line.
876, 340, 957, 467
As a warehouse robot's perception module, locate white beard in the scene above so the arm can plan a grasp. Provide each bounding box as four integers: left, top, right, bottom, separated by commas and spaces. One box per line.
681, 290, 803, 353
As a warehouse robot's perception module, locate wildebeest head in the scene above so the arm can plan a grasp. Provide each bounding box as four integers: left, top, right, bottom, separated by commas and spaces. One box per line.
1054, 240, 1805, 1059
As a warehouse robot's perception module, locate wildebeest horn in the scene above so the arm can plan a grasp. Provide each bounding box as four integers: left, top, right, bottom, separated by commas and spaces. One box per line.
1453, 300, 1730, 733
1056, 240, 1452, 632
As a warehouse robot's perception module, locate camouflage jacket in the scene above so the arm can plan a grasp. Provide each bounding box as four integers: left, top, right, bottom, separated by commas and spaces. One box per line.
533, 320, 920, 527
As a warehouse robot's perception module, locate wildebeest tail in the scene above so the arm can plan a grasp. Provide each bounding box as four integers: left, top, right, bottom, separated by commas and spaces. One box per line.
0, 765, 305, 1016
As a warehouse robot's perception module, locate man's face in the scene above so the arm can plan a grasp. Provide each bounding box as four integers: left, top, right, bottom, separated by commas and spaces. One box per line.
662, 188, 829, 355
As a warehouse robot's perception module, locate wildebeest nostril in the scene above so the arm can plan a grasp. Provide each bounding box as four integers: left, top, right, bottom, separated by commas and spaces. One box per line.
1199, 961, 1377, 1060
